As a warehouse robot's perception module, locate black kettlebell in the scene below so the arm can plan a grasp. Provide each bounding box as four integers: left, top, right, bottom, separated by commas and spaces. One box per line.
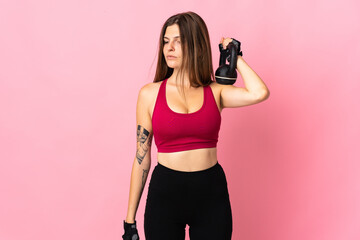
215, 40, 242, 85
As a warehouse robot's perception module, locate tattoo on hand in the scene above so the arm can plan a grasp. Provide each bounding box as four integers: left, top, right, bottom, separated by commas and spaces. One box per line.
136, 125, 153, 165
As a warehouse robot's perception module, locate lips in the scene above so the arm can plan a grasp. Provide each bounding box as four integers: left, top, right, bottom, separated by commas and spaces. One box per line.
167, 55, 176, 59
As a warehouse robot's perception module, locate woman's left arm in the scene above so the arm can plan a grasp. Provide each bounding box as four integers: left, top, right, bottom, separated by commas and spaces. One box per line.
219, 55, 270, 109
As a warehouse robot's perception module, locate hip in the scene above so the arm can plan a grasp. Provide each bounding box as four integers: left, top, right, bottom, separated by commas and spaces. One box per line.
147, 160, 229, 201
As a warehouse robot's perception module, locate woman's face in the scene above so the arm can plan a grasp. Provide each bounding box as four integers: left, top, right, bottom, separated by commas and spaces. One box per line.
163, 24, 182, 69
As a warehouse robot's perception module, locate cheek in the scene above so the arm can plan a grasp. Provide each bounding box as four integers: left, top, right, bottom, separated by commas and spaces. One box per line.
177, 47, 182, 56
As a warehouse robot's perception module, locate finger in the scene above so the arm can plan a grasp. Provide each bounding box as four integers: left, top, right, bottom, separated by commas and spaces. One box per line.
223, 38, 230, 49
225, 39, 232, 48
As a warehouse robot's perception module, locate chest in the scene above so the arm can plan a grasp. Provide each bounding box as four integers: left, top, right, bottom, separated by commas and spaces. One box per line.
150, 84, 222, 119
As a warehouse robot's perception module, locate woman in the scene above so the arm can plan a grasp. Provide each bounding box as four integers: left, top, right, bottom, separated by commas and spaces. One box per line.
123, 11, 270, 240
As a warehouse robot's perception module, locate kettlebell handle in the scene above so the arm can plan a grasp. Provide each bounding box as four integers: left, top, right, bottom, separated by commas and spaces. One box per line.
227, 42, 237, 75
219, 42, 237, 75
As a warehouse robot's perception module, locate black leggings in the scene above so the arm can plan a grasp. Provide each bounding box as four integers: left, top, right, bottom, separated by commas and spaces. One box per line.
144, 161, 232, 240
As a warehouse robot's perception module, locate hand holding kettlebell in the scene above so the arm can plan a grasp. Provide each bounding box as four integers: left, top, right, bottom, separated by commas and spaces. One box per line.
219, 37, 243, 62
122, 220, 140, 240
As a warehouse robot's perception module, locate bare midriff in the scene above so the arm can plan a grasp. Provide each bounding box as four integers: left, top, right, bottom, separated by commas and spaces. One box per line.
157, 147, 218, 172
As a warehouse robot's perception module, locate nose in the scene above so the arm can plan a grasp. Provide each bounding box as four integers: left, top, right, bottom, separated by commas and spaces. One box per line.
166, 40, 175, 52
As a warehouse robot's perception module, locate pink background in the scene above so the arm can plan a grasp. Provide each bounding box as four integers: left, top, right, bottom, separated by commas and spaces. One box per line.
1, 1, 359, 240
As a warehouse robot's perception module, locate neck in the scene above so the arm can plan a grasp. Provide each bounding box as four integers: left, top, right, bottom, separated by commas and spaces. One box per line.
170, 68, 191, 88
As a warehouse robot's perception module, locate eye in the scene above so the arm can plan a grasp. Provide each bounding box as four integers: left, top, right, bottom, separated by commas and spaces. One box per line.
163, 41, 168, 44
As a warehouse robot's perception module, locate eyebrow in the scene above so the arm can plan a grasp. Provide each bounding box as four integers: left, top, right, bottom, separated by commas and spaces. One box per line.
163, 36, 180, 39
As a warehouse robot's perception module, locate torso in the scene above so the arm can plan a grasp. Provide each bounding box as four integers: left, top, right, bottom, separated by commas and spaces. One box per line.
148, 78, 224, 172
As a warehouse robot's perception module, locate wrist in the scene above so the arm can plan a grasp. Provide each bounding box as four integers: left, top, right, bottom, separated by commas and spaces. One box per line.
125, 220, 135, 225
125, 217, 135, 224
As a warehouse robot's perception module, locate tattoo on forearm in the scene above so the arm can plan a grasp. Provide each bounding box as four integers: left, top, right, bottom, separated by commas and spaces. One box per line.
141, 168, 149, 192
136, 125, 152, 165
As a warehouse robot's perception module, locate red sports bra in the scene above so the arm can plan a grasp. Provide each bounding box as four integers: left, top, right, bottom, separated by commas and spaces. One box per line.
152, 78, 221, 153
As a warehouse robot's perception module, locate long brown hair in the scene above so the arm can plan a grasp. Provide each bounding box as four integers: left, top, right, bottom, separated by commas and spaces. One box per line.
153, 11, 214, 97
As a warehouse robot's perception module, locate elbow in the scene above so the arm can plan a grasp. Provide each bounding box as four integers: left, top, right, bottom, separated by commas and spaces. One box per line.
263, 90, 270, 100
256, 89, 270, 101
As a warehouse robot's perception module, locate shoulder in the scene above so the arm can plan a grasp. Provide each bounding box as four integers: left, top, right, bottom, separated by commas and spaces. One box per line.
137, 81, 163, 114
208, 80, 225, 89
208, 80, 226, 94
138, 81, 162, 99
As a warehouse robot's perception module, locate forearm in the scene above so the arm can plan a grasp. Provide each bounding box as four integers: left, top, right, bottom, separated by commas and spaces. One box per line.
125, 156, 151, 223
236, 55, 269, 98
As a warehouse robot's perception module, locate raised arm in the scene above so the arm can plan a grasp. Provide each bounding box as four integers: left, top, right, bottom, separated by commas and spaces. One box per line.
219, 37, 270, 109
125, 84, 153, 224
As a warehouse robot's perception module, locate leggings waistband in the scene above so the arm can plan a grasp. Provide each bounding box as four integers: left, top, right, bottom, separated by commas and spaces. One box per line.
155, 161, 221, 176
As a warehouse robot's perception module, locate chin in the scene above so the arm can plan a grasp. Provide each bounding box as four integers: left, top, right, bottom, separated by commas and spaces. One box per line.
166, 63, 180, 69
